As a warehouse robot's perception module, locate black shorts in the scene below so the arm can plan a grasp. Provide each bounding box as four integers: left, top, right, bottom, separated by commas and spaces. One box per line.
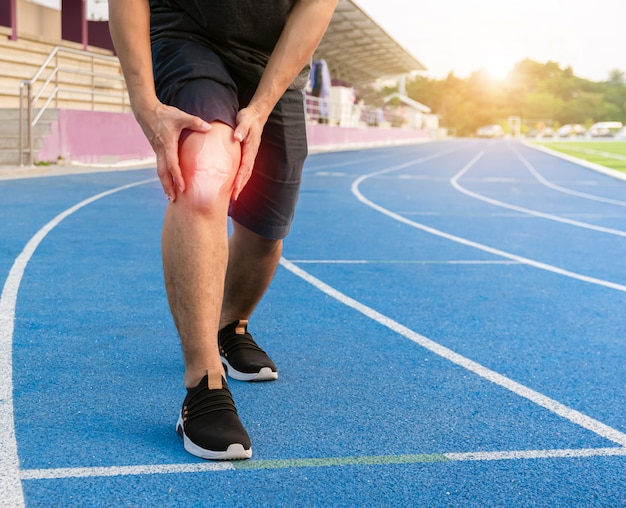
152, 38, 308, 240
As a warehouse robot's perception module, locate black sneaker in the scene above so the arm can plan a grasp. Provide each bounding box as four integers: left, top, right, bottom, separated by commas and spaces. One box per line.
218, 320, 278, 381
176, 370, 252, 460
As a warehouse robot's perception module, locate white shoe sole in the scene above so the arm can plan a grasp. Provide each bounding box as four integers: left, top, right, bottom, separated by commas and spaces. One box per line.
221, 359, 278, 382
176, 415, 252, 460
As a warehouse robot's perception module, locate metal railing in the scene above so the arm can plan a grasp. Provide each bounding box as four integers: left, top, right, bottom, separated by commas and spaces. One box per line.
19, 46, 129, 166
305, 94, 411, 128
305, 94, 364, 127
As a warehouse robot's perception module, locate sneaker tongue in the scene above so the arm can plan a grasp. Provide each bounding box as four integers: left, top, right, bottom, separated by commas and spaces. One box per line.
235, 320, 248, 335
206, 369, 223, 390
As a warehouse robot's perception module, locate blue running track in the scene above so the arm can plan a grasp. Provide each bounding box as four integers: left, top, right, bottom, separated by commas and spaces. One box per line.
1, 139, 625, 507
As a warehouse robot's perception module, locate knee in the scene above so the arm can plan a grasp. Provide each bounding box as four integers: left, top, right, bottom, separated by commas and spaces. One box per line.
178, 126, 240, 212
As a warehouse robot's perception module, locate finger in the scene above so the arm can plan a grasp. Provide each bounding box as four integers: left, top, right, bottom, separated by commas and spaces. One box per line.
161, 102, 211, 134
156, 155, 176, 201
232, 174, 244, 201
168, 153, 185, 195
172, 114, 211, 192
232, 149, 254, 201
186, 116, 212, 134
172, 106, 212, 134
231, 128, 248, 199
231, 168, 245, 201
233, 115, 249, 143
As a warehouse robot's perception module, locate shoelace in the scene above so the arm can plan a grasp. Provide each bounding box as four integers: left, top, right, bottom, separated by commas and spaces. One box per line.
219, 330, 265, 357
184, 385, 237, 422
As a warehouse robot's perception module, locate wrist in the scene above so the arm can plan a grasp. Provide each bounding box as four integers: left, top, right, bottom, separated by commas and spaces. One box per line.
246, 99, 274, 123
125, 78, 159, 115
130, 95, 161, 122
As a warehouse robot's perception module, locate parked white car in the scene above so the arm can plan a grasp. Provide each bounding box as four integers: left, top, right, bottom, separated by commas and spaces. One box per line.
588, 121, 623, 138
557, 124, 586, 138
476, 125, 504, 138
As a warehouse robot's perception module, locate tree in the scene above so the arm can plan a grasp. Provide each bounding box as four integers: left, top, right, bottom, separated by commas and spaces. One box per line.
404, 59, 626, 135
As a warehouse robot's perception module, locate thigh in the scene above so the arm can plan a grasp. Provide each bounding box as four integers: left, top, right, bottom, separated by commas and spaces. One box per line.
229, 88, 308, 240
152, 38, 240, 128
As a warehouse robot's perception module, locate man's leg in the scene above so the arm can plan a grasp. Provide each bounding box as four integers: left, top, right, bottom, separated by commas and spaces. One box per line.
161, 122, 239, 388
217, 88, 307, 381
216, 221, 282, 381
163, 122, 253, 460
220, 220, 283, 329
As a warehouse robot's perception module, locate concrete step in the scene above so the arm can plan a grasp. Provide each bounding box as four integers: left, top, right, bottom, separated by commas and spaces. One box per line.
0, 35, 127, 112
0, 109, 57, 164
0, 108, 59, 121
0, 135, 47, 150
0, 115, 57, 141
0, 149, 21, 165
0, 145, 57, 165
0, 127, 54, 141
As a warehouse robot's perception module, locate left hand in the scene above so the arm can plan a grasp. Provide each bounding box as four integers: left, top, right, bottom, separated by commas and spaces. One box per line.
232, 103, 269, 200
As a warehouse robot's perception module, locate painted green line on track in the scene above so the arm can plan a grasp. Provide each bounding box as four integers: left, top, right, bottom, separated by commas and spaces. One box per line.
232, 454, 449, 471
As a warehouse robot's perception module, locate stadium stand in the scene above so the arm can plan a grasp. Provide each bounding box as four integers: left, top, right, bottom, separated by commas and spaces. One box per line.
0, 0, 437, 166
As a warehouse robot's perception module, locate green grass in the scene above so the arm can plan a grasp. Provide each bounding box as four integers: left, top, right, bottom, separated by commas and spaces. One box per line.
533, 140, 626, 173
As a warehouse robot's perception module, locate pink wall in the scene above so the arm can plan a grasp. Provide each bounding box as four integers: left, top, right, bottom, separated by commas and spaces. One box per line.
38, 110, 429, 165
306, 124, 429, 150
38, 110, 153, 164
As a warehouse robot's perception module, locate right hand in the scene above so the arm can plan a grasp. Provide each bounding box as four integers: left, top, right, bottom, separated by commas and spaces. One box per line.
138, 102, 211, 201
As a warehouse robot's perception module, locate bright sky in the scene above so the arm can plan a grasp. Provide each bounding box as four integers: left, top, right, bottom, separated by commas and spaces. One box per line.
34, 0, 623, 82
355, 0, 625, 82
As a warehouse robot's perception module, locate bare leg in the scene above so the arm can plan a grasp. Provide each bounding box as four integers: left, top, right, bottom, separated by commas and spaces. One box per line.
161, 122, 240, 388
219, 220, 283, 329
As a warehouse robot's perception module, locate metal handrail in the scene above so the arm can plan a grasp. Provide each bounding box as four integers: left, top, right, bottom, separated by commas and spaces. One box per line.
19, 46, 129, 166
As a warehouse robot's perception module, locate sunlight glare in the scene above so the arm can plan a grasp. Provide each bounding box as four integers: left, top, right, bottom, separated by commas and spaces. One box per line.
484, 54, 512, 79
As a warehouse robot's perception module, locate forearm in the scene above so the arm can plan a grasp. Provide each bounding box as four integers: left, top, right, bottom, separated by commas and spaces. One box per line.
109, 0, 212, 199
108, 0, 159, 118
249, 0, 337, 118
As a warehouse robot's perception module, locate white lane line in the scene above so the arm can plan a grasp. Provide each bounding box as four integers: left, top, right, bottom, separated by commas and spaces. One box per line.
308, 151, 394, 170
18, 447, 626, 480
279, 257, 626, 448
482, 177, 518, 183
558, 145, 626, 162
20, 462, 233, 480
397, 174, 435, 180
524, 142, 626, 183
315, 172, 347, 177
341, 143, 467, 180
512, 146, 626, 207
450, 152, 626, 238
352, 153, 626, 293
0, 178, 158, 507
287, 260, 519, 265
444, 447, 626, 462
304, 144, 429, 173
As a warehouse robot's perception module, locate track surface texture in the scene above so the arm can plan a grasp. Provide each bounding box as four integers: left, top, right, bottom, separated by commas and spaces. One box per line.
1, 139, 625, 507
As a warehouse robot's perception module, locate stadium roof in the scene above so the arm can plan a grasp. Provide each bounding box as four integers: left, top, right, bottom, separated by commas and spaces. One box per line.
313, 0, 426, 85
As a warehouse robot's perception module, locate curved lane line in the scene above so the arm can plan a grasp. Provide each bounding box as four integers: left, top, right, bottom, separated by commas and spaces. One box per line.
0, 177, 158, 507
523, 141, 626, 183
511, 145, 626, 207
450, 152, 626, 237
352, 152, 626, 292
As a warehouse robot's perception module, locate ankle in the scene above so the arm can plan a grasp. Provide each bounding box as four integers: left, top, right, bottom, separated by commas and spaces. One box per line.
218, 317, 249, 331
184, 366, 225, 389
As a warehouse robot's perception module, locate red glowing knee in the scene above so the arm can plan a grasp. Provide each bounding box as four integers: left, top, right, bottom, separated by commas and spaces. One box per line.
179, 128, 239, 209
